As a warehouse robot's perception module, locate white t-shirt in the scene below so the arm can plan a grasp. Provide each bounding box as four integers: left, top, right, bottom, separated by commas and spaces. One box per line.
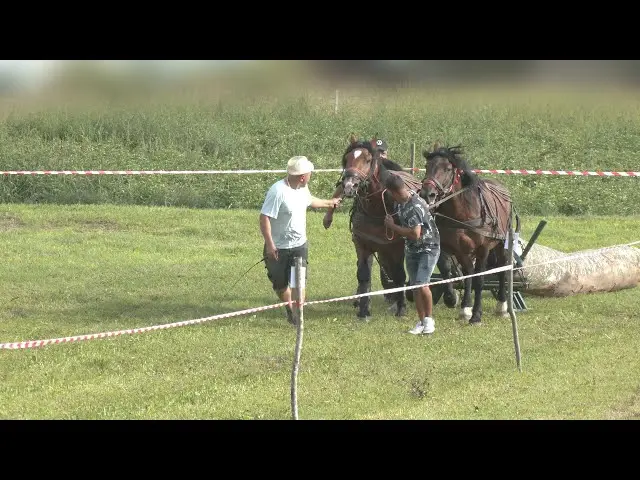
261, 179, 313, 249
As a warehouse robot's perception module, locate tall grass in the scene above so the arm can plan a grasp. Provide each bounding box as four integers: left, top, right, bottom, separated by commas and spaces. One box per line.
1, 86, 639, 215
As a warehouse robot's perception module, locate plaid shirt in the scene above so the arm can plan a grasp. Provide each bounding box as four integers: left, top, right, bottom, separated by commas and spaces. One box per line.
395, 191, 440, 253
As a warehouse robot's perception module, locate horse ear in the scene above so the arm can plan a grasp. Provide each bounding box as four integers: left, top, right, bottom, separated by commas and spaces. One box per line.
348, 132, 358, 145
422, 149, 430, 160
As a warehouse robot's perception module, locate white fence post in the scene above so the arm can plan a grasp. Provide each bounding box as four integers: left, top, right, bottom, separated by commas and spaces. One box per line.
290, 256, 305, 419
507, 225, 522, 372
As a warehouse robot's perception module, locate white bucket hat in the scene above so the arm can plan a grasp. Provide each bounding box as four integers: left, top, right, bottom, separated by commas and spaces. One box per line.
287, 156, 315, 176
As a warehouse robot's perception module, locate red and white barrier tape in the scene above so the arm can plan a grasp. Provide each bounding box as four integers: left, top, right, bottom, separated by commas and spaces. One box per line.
408, 168, 640, 176
0, 169, 342, 175
514, 240, 640, 270
472, 169, 639, 177
1, 168, 639, 177
407, 168, 640, 176
0, 300, 289, 350
1, 240, 638, 351
304, 264, 514, 306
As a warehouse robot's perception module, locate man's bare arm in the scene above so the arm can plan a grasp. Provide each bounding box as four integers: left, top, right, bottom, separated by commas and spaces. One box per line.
259, 214, 278, 260
310, 197, 342, 209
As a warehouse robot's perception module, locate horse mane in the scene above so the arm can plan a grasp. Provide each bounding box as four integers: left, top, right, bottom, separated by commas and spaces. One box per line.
423, 143, 484, 209
342, 134, 406, 172
423, 144, 479, 189
342, 140, 374, 169
381, 159, 404, 172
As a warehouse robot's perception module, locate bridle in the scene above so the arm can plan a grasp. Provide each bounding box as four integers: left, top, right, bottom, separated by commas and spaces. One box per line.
423, 160, 464, 202
342, 149, 398, 240
422, 157, 485, 233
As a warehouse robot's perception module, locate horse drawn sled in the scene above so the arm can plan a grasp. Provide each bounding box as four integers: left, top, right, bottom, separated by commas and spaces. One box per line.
430, 219, 548, 312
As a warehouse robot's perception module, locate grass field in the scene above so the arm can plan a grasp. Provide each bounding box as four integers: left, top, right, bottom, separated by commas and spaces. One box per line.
1, 85, 639, 216
1, 204, 639, 420
1, 84, 639, 419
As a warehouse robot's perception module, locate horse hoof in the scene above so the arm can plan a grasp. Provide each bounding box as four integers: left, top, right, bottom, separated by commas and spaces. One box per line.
459, 307, 473, 321
495, 301, 509, 317
469, 318, 482, 326
395, 306, 407, 317
357, 315, 371, 322
444, 291, 459, 309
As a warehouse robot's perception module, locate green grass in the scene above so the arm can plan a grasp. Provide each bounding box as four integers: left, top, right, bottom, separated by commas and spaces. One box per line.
0, 86, 639, 215
1, 204, 639, 419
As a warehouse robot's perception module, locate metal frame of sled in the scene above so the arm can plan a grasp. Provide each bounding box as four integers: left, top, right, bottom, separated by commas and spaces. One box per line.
430, 219, 548, 312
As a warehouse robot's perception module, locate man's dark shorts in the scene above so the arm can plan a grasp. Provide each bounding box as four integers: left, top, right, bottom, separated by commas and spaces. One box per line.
264, 242, 308, 291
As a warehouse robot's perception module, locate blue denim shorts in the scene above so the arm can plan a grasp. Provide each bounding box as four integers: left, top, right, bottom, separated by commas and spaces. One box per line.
405, 247, 440, 286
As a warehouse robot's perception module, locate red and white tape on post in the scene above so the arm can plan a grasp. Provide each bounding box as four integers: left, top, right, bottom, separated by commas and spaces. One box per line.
1, 169, 639, 176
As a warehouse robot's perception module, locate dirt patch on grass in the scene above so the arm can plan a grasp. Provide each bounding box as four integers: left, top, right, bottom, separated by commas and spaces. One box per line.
0, 213, 25, 231
605, 385, 640, 420
74, 219, 122, 232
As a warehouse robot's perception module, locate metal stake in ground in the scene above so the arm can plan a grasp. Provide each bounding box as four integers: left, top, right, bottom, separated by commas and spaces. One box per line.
290, 256, 305, 420
507, 225, 522, 372
410, 141, 416, 173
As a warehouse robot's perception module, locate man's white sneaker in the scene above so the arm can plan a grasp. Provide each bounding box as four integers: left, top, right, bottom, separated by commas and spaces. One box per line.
408, 321, 425, 335
423, 317, 435, 334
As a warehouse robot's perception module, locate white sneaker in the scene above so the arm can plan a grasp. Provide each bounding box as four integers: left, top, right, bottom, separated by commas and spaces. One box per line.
408, 321, 425, 335
423, 317, 435, 335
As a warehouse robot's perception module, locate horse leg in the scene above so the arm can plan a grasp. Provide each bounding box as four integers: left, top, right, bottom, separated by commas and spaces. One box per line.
457, 255, 475, 322
437, 252, 459, 309
380, 260, 395, 305
470, 248, 490, 325
353, 254, 373, 308
381, 249, 407, 318
355, 248, 373, 320
493, 243, 509, 318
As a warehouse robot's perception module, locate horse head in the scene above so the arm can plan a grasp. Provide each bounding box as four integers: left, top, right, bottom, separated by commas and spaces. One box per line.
341, 132, 378, 198
420, 142, 475, 206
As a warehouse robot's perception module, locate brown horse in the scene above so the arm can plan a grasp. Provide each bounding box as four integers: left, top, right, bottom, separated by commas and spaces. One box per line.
326, 134, 422, 320
323, 136, 399, 303
419, 143, 520, 325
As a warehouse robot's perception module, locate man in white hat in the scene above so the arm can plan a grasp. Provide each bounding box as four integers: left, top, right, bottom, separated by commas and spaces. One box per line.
259, 155, 342, 325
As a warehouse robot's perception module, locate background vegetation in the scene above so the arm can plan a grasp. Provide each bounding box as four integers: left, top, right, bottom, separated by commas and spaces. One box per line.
1, 84, 639, 216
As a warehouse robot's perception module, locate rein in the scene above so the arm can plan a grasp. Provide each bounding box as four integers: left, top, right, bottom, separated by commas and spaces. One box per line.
422, 166, 490, 237
427, 185, 469, 210
425, 180, 503, 241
